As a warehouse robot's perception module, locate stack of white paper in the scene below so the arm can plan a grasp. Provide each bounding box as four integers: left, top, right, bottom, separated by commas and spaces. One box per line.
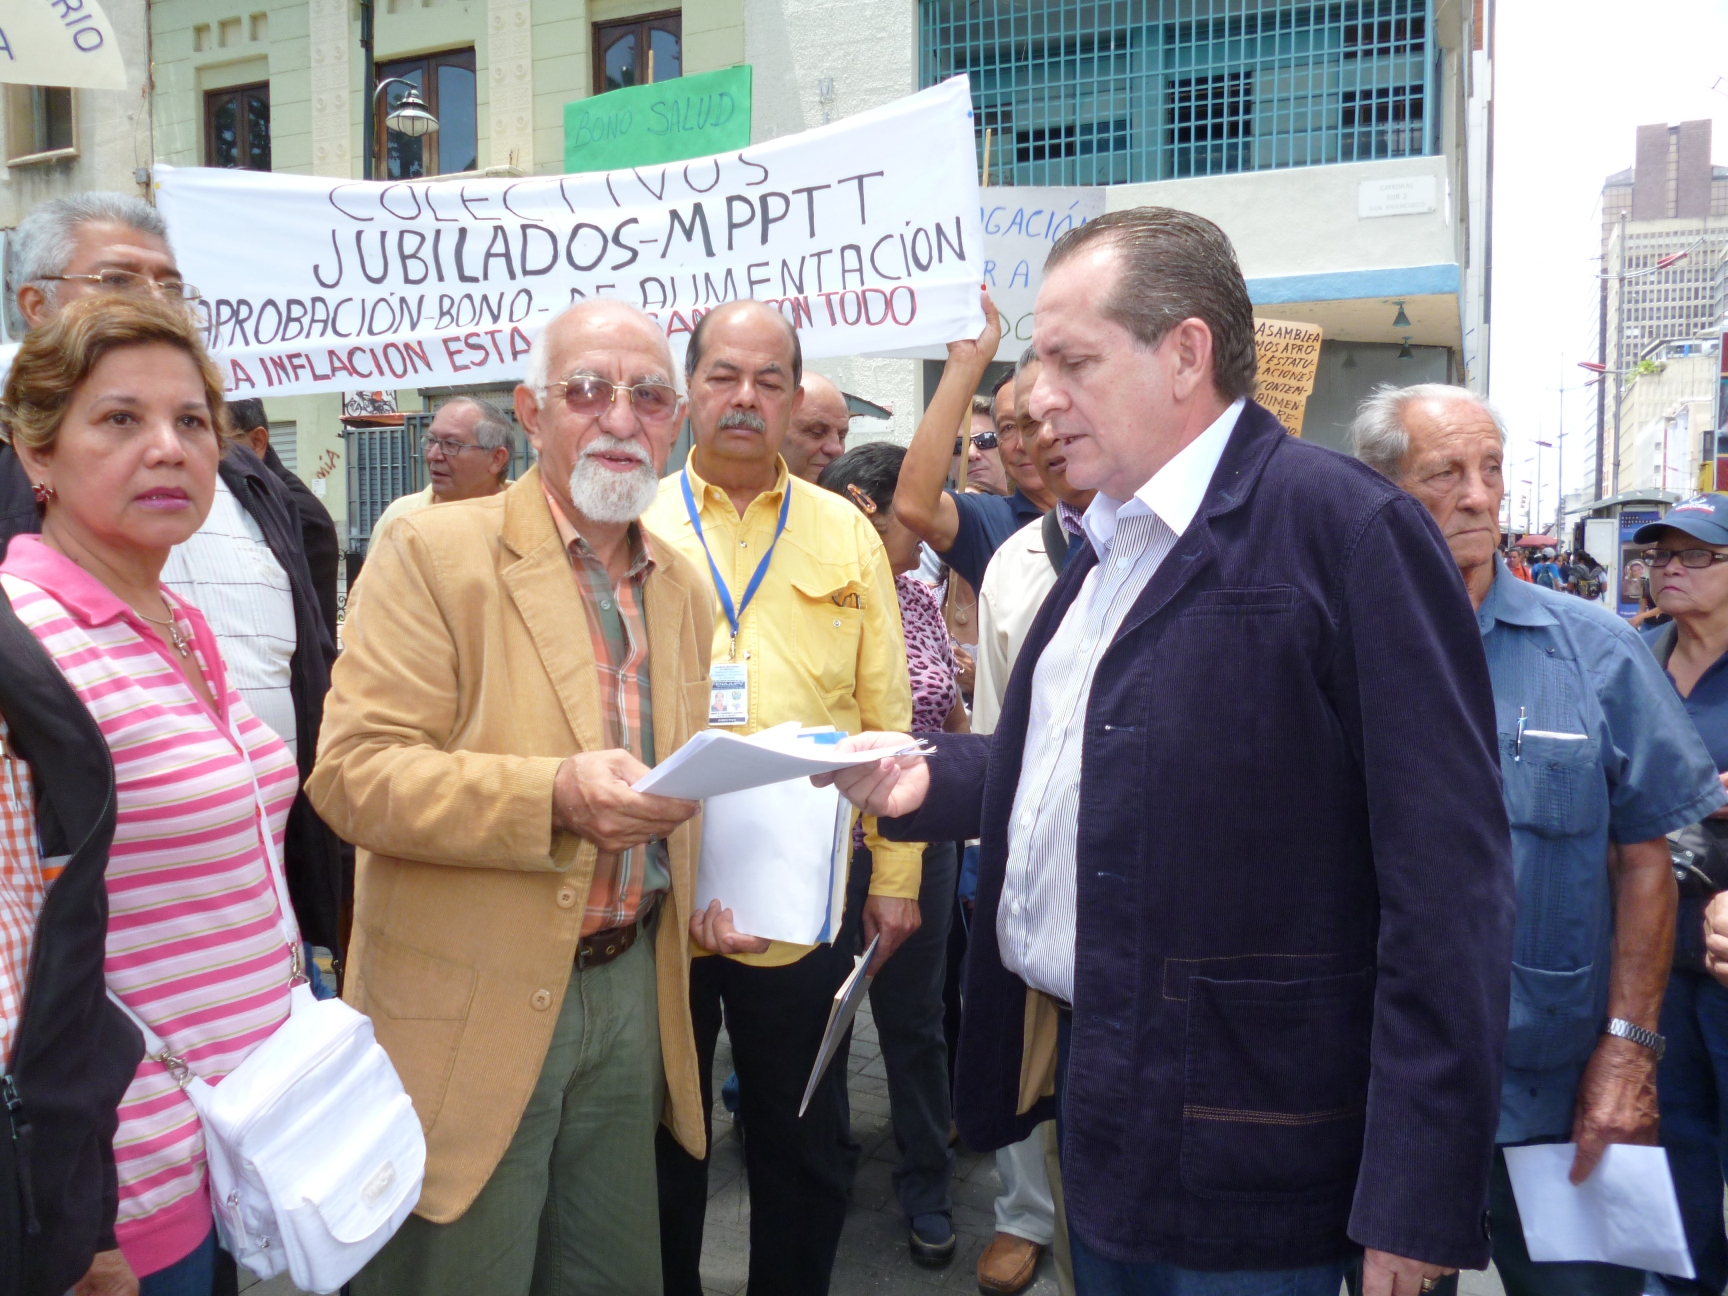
1504, 1142, 1694, 1278
632, 723, 923, 800
638, 725, 926, 945
697, 778, 852, 945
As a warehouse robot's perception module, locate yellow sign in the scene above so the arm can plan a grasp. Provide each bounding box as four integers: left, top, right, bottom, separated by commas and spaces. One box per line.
1253, 318, 1323, 437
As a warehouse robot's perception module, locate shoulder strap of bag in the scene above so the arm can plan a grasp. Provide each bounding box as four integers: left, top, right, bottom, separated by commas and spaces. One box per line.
105, 712, 306, 1077
1041, 508, 1067, 576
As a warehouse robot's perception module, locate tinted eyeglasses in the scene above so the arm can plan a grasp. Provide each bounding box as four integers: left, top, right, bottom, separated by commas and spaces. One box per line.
551, 374, 680, 422
955, 431, 1000, 454
1642, 547, 1728, 569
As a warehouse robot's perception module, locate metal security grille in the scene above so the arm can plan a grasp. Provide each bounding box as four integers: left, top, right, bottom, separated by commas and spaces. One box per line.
343, 421, 425, 552
343, 411, 536, 552
921, 0, 1438, 185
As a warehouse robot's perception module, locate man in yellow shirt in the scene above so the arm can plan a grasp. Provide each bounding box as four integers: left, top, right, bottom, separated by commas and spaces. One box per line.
644, 299, 918, 1296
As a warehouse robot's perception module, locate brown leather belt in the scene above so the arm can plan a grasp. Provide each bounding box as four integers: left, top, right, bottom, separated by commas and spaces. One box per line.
576, 901, 657, 971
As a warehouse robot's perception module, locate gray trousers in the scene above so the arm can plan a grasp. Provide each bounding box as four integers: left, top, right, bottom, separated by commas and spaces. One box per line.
843, 841, 958, 1218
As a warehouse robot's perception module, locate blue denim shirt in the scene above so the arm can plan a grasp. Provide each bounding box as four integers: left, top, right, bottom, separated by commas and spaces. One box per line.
1642, 622, 1728, 770
1480, 559, 1726, 1143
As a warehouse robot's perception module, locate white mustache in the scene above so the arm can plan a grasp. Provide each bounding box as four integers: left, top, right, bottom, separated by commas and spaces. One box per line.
582, 434, 651, 464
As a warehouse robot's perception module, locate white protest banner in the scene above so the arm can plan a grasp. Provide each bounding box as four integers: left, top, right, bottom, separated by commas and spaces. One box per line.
979, 187, 1103, 361
0, 0, 128, 91
154, 77, 986, 399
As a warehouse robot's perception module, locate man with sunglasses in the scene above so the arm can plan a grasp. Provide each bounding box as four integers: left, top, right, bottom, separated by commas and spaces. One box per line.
1355, 384, 1724, 1296
366, 397, 516, 552
310, 298, 726, 1296
958, 396, 1010, 495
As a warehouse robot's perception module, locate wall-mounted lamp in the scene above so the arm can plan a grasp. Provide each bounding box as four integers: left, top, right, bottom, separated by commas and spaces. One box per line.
1341, 348, 1357, 370
1398, 337, 1414, 360
1388, 300, 1411, 330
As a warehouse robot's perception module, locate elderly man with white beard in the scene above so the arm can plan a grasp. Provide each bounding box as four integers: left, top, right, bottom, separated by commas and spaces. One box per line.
309, 298, 757, 1296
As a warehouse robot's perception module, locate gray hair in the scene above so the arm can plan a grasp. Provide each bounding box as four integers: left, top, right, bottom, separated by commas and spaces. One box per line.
444, 396, 511, 451
522, 299, 680, 401
1351, 383, 1507, 481
11, 192, 170, 309
1015, 343, 1039, 376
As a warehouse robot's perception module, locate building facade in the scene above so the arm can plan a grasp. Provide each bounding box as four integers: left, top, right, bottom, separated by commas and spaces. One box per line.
0, 0, 155, 340
921, 0, 1491, 452
1597, 120, 1728, 498
3, 0, 1489, 555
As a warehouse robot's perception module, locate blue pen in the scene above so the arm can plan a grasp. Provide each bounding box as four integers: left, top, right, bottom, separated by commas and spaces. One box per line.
1514, 707, 1527, 762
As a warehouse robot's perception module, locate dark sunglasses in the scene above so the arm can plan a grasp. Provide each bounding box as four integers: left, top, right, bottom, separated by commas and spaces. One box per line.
1643, 547, 1728, 569
551, 374, 680, 422
955, 431, 1000, 454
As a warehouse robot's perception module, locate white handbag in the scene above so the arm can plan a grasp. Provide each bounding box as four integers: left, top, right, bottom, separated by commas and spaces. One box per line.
106, 723, 425, 1293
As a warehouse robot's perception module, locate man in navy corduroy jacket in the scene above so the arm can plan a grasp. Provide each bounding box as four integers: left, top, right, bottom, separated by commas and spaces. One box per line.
822, 208, 1516, 1296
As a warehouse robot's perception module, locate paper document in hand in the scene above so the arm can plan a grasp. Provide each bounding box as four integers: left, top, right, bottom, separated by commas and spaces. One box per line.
696, 777, 852, 946
800, 934, 880, 1118
1503, 1142, 1693, 1278
633, 723, 924, 800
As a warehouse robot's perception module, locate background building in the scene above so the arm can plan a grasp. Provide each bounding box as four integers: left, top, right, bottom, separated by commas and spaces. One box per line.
2, 0, 1492, 577
0, 0, 154, 340
1596, 119, 1728, 497
922, 0, 1492, 453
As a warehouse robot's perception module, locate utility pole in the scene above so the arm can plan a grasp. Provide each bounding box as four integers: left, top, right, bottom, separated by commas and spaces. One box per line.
1555, 366, 1566, 542
1611, 211, 1627, 499
360, 0, 377, 180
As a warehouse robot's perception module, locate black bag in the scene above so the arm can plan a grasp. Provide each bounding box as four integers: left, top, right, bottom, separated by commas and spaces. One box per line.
1670, 820, 1728, 972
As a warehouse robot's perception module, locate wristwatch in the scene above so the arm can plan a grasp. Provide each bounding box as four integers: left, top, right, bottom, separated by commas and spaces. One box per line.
1605, 1017, 1665, 1060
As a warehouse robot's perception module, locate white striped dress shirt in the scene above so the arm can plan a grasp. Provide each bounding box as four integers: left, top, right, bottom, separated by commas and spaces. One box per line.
998, 401, 1243, 1004
160, 477, 299, 756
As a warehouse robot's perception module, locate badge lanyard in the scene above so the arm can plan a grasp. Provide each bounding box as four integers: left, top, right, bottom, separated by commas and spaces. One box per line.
681, 469, 792, 660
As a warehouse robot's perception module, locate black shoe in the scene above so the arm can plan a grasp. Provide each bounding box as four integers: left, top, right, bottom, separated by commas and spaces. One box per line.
910, 1212, 957, 1268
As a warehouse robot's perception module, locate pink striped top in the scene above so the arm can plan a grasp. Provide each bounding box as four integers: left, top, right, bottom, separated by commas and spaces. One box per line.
0, 536, 299, 1278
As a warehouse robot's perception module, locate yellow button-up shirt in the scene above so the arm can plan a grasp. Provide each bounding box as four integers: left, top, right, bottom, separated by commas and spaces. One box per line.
643, 455, 918, 967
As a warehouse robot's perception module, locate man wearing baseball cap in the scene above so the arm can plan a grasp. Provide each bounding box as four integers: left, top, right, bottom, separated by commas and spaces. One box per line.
1635, 494, 1728, 1293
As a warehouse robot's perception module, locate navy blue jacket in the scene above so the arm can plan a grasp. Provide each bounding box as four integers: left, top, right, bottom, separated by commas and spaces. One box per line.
883, 401, 1515, 1271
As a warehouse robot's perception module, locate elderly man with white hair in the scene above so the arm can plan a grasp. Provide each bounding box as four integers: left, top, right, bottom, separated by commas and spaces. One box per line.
1354, 382, 1725, 1296
309, 298, 755, 1296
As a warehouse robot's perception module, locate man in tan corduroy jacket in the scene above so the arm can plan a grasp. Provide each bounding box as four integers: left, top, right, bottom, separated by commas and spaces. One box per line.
309, 300, 758, 1296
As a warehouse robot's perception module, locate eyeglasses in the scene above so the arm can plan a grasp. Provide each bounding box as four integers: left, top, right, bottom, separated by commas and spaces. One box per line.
955, 431, 1000, 454
38, 271, 202, 303
551, 374, 680, 422
1642, 547, 1728, 569
422, 435, 488, 457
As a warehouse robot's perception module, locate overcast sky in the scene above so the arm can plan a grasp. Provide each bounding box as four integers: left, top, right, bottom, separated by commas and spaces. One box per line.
1489, 0, 1728, 528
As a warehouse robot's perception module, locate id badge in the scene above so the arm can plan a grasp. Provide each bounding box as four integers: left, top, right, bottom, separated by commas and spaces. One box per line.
709, 662, 749, 726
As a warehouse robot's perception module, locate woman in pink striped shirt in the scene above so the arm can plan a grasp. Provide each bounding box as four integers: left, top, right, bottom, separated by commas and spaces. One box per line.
0, 296, 299, 1296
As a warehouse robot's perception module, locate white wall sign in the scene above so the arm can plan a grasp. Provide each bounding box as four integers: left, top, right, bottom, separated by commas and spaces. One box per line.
155, 78, 987, 398
1358, 175, 1438, 219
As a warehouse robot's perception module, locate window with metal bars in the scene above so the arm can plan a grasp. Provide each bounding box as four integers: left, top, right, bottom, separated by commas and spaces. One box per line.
921, 0, 1438, 185
1339, 84, 1424, 160
1167, 72, 1251, 177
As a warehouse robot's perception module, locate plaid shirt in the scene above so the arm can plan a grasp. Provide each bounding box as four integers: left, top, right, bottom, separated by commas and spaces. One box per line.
545, 489, 669, 935
0, 719, 58, 1067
